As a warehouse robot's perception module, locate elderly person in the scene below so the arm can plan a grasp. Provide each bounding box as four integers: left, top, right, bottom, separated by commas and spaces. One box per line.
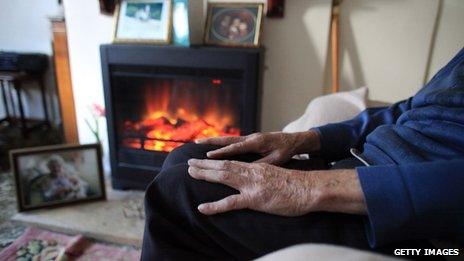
40, 156, 89, 201
141, 48, 464, 260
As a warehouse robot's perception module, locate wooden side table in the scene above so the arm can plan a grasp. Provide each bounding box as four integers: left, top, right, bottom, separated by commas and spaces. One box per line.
0, 72, 50, 137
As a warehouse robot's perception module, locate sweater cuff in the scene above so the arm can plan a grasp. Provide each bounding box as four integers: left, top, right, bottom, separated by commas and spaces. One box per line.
356, 165, 415, 247
313, 124, 352, 160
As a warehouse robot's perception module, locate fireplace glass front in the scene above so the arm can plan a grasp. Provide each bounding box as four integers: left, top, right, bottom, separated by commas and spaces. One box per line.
112, 66, 242, 154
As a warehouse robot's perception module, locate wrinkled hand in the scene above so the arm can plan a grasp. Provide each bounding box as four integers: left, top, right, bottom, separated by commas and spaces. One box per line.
195, 131, 320, 165
188, 159, 318, 216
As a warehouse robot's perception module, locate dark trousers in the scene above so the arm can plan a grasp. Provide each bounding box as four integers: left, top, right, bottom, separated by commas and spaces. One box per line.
141, 143, 432, 260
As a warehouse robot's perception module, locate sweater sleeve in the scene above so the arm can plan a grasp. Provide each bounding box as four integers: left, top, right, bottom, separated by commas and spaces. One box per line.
314, 99, 412, 161
356, 159, 464, 247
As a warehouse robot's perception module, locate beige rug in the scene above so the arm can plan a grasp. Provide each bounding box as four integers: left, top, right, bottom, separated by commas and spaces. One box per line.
11, 184, 145, 248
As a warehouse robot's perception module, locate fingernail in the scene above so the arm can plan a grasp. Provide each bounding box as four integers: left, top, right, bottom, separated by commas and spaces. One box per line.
198, 204, 206, 211
187, 159, 196, 165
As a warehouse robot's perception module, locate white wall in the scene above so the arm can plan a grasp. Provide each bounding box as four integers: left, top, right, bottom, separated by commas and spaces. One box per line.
62, 0, 113, 172
330, 0, 439, 103
0, 0, 60, 54
261, 0, 331, 131
62, 0, 112, 146
0, 0, 61, 121
426, 0, 464, 81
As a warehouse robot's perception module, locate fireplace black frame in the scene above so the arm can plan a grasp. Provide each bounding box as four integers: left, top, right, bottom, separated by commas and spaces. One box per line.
101, 44, 262, 190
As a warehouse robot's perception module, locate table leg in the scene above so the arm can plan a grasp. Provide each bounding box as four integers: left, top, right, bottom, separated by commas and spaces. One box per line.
38, 75, 50, 127
0, 79, 10, 120
6, 81, 17, 118
14, 80, 28, 138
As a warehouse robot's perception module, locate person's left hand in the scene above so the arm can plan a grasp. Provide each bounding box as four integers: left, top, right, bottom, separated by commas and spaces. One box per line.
187, 159, 319, 216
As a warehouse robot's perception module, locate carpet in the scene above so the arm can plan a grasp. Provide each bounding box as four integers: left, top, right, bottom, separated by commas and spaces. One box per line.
0, 172, 26, 251
0, 227, 140, 260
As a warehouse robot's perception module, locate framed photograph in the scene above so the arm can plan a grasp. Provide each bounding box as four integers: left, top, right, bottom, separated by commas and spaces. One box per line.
10, 144, 106, 212
113, 0, 172, 44
204, 2, 264, 47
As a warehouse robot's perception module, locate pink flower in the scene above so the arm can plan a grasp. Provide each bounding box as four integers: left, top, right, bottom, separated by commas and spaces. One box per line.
92, 103, 106, 117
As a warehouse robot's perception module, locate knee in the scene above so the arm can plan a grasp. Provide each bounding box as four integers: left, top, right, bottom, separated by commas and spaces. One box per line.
170, 142, 220, 160
145, 163, 236, 216
168, 142, 203, 160
145, 163, 200, 216
162, 143, 221, 169
146, 164, 187, 205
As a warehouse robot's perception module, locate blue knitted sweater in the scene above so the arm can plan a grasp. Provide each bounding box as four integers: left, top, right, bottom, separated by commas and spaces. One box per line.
316, 47, 464, 247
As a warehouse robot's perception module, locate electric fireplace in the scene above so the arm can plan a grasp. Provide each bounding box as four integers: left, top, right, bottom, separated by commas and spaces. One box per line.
101, 45, 262, 189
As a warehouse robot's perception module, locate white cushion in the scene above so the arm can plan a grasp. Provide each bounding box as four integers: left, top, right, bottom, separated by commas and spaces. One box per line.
283, 87, 368, 133
255, 244, 402, 261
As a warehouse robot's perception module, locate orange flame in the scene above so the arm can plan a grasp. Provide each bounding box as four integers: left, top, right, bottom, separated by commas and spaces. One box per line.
122, 80, 240, 152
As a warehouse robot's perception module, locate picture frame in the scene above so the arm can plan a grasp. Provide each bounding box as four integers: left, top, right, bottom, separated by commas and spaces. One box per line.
113, 0, 172, 44
10, 144, 106, 212
204, 2, 264, 47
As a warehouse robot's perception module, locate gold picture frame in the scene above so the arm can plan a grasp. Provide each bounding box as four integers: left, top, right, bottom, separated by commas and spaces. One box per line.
113, 0, 172, 44
204, 2, 264, 48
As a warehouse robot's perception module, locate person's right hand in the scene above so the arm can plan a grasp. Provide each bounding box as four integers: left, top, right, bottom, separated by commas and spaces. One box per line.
195, 131, 321, 165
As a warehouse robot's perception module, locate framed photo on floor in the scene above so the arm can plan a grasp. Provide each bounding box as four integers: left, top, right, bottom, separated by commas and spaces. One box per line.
10, 144, 106, 212
113, 0, 172, 44
204, 2, 264, 47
